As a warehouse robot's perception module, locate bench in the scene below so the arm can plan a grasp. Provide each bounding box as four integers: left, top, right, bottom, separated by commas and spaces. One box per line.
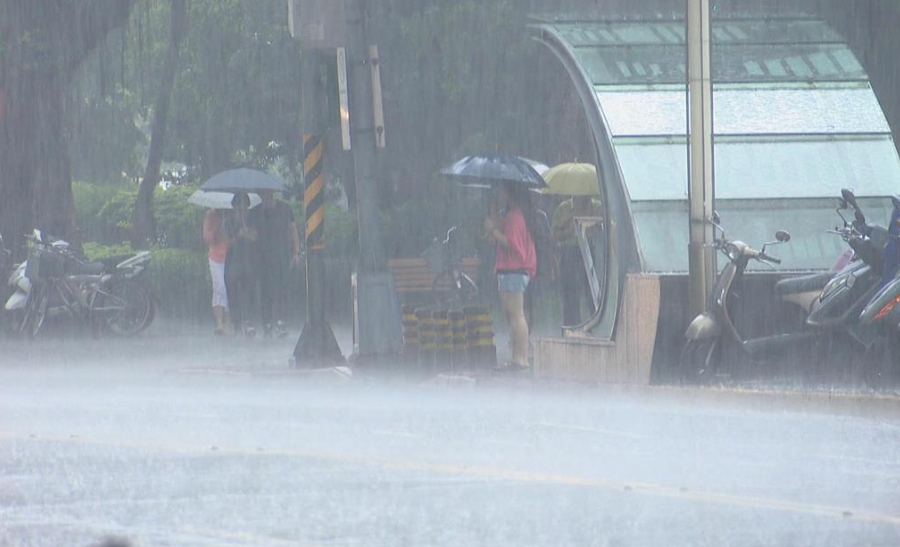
388, 257, 480, 300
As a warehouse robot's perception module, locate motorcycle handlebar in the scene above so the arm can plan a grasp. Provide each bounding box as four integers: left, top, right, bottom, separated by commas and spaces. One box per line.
758, 252, 781, 265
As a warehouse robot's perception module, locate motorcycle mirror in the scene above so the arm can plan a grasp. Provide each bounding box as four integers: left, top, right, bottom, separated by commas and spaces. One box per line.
775, 230, 791, 243
711, 211, 720, 225
841, 188, 859, 209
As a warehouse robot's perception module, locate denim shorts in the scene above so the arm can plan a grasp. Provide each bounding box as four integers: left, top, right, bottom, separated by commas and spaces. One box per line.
498, 273, 530, 293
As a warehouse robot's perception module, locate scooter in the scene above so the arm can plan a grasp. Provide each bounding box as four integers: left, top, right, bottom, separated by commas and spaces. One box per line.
855, 195, 900, 381
680, 213, 797, 382
805, 190, 892, 347
5, 230, 155, 337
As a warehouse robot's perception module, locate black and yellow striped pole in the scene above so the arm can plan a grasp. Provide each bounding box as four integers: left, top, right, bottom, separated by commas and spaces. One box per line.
303, 134, 325, 251
293, 54, 343, 366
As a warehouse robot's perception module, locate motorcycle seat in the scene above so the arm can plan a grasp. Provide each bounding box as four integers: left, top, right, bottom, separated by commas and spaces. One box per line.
99, 255, 132, 270
69, 261, 106, 276
774, 272, 833, 296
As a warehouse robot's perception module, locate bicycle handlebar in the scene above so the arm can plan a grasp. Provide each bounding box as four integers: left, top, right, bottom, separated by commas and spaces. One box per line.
443, 226, 458, 244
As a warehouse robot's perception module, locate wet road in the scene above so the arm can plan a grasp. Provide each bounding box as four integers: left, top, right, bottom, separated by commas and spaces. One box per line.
1, 328, 899, 547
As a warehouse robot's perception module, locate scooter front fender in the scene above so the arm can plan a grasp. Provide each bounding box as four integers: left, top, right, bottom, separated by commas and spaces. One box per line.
5, 290, 27, 310
685, 311, 722, 341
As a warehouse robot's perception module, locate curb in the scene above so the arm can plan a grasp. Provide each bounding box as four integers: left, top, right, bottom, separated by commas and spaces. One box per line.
604, 384, 900, 422
434, 373, 900, 422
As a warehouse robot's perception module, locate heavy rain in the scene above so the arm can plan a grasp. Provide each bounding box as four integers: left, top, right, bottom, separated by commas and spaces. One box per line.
1, 0, 899, 546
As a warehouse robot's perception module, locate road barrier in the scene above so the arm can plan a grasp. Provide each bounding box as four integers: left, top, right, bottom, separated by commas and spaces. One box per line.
433, 309, 453, 373
401, 305, 497, 372
450, 310, 467, 370
464, 305, 496, 369
401, 303, 419, 364
416, 307, 436, 371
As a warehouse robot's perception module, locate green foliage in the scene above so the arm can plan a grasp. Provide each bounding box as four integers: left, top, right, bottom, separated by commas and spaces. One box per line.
323, 205, 358, 258
153, 184, 205, 250
148, 247, 210, 320
94, 186, 139, 244
72, 181, 126, 242
82, 241, 135, 261
78, 183, 205, 250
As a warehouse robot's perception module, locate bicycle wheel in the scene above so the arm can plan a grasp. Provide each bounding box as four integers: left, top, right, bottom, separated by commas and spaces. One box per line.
25, 284, 49, 339
432, 269, 478, 309
99, 279, 155, 336
455, 271, 478, 305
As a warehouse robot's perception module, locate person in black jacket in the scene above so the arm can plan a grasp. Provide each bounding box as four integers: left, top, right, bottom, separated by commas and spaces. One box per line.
248, 190, 301, 337
224, 192, 259, 337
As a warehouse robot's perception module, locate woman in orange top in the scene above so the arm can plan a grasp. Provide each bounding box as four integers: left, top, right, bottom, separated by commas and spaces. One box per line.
203, 208, 231, 334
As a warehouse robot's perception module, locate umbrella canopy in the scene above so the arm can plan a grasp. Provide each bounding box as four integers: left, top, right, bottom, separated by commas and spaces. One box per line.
188, 190, 261, 210
522, 157, 549, 176
440, 155, 548, 189
540, 162, 600, 196
199, 168, 287, 193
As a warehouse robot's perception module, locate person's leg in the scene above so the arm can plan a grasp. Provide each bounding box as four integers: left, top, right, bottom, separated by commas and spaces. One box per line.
224, 261, 241, 328
499, 290, 529, 366
237, 271, 256, 336
210, 259, 228, 333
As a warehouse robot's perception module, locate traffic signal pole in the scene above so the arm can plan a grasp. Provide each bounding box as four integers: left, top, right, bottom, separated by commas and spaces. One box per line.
293, 51, 344, 366
287, 0, 403, 361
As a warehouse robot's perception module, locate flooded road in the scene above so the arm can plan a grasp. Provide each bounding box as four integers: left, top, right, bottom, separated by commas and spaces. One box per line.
1, 329, 899, 546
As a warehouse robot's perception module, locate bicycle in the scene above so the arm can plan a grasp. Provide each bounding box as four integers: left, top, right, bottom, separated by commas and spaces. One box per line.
421, 226, 478, 308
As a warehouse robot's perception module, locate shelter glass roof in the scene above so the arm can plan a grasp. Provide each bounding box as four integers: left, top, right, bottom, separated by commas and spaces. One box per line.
617, 138, 900, 201
596, 87, 890, 136
541, 18, 900, 272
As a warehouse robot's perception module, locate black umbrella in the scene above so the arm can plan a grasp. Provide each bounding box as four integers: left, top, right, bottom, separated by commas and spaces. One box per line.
199, 168, 287, 193
440, 154, 548, 189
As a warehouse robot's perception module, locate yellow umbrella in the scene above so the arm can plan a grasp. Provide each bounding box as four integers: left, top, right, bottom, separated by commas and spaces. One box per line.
540, 163, 600, 196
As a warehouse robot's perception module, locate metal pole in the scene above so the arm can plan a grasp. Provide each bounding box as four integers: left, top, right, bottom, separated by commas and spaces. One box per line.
687, 0, 716, 317
345, 0, 402, 357
293, 52, 344, 366
346, 0, 385, 274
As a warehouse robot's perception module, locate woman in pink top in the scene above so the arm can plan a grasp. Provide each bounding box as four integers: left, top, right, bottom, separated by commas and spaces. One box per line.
483, 182, 537, 370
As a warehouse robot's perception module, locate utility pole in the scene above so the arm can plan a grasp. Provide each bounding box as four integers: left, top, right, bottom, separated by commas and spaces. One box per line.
686, 0, 716, 317
345, 0, 402, 358
288, 0, 344, 366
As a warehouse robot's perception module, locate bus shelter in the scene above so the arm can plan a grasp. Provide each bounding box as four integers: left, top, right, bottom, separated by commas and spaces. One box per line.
529, 16, 900, 383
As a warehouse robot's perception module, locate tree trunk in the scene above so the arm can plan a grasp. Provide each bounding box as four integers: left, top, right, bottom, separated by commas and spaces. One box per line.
132, 0, 187, 249
0, 0, 135, 258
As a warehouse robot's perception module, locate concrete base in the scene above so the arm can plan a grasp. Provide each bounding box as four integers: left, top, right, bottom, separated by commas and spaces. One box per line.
533, 274, 660, 385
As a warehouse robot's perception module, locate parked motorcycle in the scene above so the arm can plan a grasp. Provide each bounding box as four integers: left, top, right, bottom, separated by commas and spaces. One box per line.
804, 190, 893, 346
679, 213, 796, 382
682, 189, 899, 384
5, 230, 156, 337
855, 195, 900, 381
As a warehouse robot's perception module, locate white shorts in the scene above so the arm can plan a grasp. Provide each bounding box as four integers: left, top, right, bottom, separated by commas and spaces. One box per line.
209, 258, 228, 309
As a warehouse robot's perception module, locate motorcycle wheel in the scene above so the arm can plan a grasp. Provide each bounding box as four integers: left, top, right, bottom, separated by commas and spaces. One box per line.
101, 280, 155, 336
25, 285, 49, 339
679, 339, 717, 385
861, 334, 900, 388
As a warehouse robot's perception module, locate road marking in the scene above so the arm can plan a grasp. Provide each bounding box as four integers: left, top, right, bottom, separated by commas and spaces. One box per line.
371, 429, 421, 438
525, 420, 648, 440
817, 453, 900, 468
177, 526, 328, 547
3, 430, 899, 526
